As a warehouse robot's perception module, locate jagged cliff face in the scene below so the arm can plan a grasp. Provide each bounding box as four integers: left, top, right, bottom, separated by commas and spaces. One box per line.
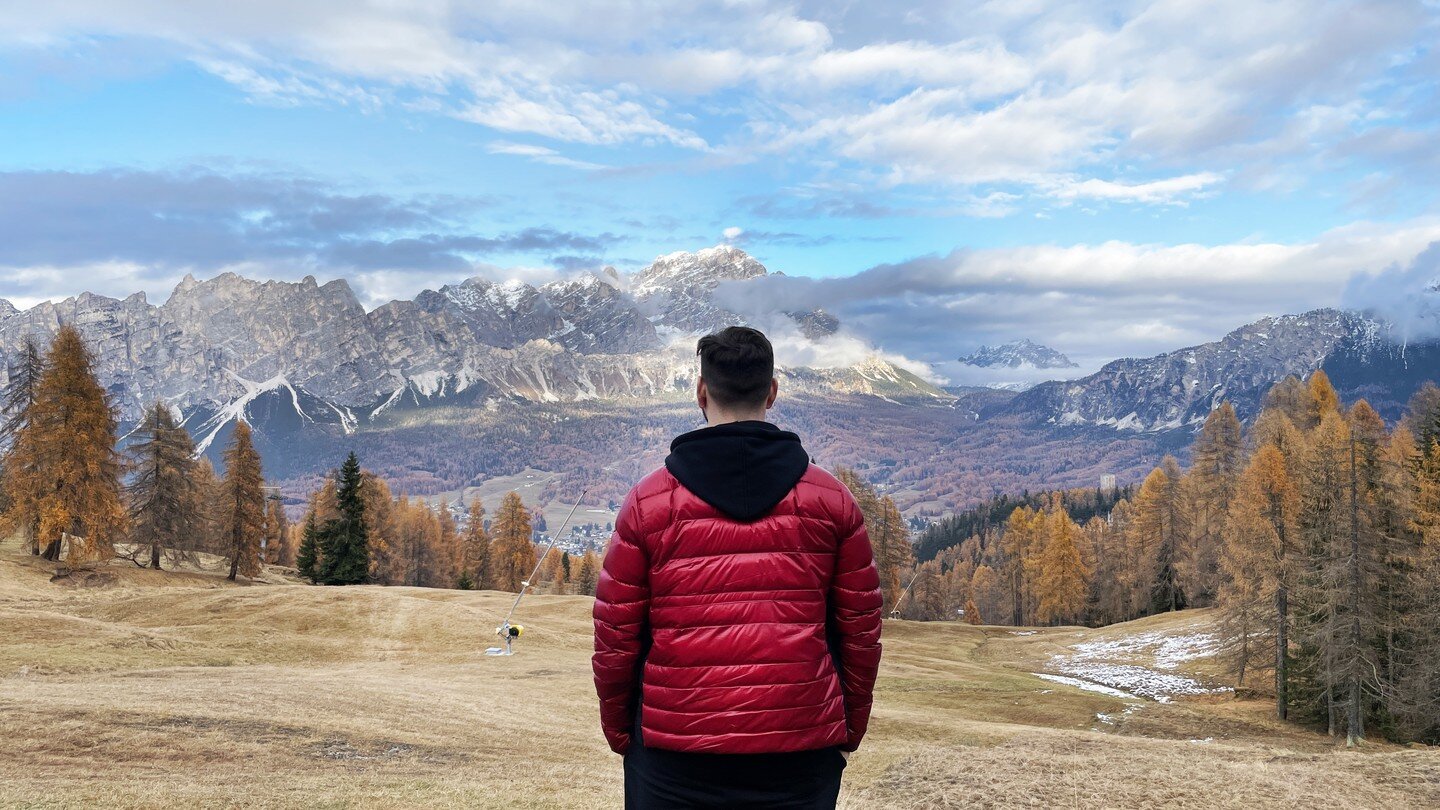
0, 247, 941, 433
0, 289, 233, 416
537, 275, 662, 355
165, 273, 391, 405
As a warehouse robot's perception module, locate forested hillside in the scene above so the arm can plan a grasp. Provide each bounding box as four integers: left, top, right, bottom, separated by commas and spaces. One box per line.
890, 372, 1440, 744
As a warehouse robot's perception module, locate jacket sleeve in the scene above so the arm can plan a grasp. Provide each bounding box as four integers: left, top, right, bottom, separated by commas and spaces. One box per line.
591, 488, 650, 755
829, 490, 884, 752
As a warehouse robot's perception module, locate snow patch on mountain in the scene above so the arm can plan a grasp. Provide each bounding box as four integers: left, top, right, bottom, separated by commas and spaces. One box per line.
194, 372, 301, 454
486, 279, 532, 311
407, 370, 450, 398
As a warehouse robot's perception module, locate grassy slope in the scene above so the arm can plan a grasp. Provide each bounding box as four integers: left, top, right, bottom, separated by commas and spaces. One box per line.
0, 538, 1436, 809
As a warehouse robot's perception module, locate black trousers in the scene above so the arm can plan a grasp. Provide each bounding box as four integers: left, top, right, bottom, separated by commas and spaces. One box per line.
623, 742, 846, 810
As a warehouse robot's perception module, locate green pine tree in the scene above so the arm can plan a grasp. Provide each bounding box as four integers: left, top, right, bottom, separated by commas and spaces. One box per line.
297, 511, 321, 583
318, 452, 369, 585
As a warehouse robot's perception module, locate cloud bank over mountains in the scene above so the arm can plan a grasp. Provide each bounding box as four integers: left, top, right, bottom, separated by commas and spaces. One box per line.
0, 168, 611, 308
717, 225, 1440, 370
1343, 241, 1440, 344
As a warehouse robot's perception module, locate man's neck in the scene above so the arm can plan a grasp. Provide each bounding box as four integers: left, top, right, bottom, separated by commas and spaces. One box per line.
704, 412, 768, 427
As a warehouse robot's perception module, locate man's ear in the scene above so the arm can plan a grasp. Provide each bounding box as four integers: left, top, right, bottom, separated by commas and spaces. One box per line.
697, 377, 709, 412
764, 377, 778, 410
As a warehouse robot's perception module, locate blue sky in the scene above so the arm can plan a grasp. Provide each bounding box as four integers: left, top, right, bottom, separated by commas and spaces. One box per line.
2, 1, 1440, 376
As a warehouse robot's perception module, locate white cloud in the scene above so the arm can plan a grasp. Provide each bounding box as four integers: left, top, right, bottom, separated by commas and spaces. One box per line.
0, 260, 164, 309
802, 40, 1032, 94
351, 263, 562, 310
1342, 240, 1440, 341
458, 87, 707, 149
744, 313, 940, 383
5, 0, 1433, 203
486, 141, 606, 171
714, 217, 1440, 366
1043, 172, 1223, 205
192, 58, 385, 110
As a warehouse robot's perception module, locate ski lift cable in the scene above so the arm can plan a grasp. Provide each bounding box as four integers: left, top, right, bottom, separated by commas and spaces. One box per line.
500, 486, 590, 628
891, 567, 924, 616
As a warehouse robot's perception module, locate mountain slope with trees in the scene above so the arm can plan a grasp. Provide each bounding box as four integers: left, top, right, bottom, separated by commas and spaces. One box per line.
901, 373, 1440, 744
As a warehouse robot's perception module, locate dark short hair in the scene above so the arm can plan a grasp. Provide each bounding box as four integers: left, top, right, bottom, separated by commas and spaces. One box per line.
697, 326, 774, 408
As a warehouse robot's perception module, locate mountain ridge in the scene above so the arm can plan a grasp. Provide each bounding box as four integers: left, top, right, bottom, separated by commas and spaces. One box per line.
0, 246, 947, 432
1005, 308, 1397, 431
1, 253, 1435, 511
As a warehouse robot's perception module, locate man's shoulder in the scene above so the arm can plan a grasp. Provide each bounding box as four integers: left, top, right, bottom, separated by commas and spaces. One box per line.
797, 464, 848, 495
630, 466, 681, 504
793, 465, 861, 525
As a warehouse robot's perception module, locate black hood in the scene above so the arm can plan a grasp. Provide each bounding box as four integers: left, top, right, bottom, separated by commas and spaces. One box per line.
665, 421, 811, 522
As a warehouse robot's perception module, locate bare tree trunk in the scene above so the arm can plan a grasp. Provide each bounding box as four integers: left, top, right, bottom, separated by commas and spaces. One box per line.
227, 522, 239, 582
1346, 438, 1365, 746
1237, 630, 1249, 688
150, 541, 161, 570
1326, 632, 1338, 737
1276, 585, 1289, 720
1347, 680, 1363, 747
1011, 569, 1023, 626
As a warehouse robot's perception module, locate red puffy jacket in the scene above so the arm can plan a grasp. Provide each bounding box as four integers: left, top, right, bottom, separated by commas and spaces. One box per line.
592, 457, 883, 756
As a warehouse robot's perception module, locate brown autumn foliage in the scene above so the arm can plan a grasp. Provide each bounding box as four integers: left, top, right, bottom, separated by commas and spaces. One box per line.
1, 325, 126, 564
908, 371, 1440, 744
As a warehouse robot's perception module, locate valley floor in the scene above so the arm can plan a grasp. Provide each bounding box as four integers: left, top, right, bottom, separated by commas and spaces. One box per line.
1, 540, 1436, 809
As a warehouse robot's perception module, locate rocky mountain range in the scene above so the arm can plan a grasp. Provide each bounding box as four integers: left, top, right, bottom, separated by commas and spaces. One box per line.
0, 245, 934, 459
1003, 309, 1407, 430
0, 245, 1435, 512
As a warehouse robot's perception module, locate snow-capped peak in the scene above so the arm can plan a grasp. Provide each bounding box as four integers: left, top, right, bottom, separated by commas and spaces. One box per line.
485, 278, 534, 310
632, 245, 768, 298
960, 339, 1078, 370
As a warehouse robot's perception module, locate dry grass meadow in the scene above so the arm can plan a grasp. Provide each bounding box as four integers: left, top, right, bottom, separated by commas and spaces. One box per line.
1, 534, 1437, 809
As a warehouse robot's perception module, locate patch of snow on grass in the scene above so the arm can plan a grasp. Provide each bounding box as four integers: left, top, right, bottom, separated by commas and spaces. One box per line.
1046, 625, 1230, 703
1071, 629, 1221, 669
1032, 673, 1136, 699
1151, 633, 1221, 669
1095, 704, 1143, 726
